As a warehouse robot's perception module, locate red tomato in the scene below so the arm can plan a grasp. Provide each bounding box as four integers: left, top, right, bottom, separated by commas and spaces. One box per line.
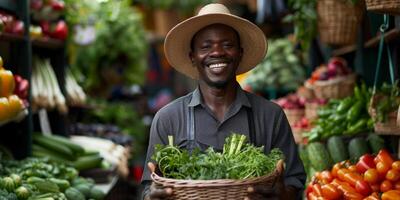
355, 180, 372, 197
375, 149, 394, 166
331, 163, 343, 178
320, 170, 334, 184
386, 169, 400, 182
394, 181, 400, 190
312, 183, 323, 197
363, 192, 380, 200
370, 184, 380, 193
321, 183, 342, 200
356, 154, 376, 173
364, 168, 379, 184
392, 161, 400, 171
380, 180, 393, 192
377, 161, 391, 177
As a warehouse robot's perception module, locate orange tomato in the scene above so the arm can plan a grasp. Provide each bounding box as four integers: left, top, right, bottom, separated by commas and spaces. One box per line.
370, 183, 380, 193
386, 169, 400, 182
348, 165, 357, 172
331, 163, 343, 178
377, 161, 391, 177
375, 149, 394, 166
363, 192, 380, 200
380, 180, 393, 192
320, 170, 334, 184
321, 183, 342, 200
392, 161, 400, 171
312, 183, 323, 197
364, 168, 379, 184
381, 190, 400, 200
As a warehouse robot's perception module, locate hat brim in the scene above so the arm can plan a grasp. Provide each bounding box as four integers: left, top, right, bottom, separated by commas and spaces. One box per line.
164, 13, 268, 79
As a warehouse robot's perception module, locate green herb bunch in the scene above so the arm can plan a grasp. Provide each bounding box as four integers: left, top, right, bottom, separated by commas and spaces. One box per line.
373, 81, 400, 123
152, 134, 284, 180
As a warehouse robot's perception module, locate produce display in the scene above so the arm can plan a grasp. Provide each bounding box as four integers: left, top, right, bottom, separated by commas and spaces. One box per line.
69, 123, 133, 146
304, 84, 373, 142
241, 38, 306, 92
306, 57, 351, 84
31, 57, 67, 113
0, 57, 28, 125
0, 157, 105, 200
153, 134, 283, 180
306, 149, 400, 200
0, 11, 25, 36
369, 82, 400, 123
65, 69, 87, 106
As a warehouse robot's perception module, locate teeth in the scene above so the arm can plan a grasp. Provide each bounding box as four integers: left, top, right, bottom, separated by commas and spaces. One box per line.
208, 63, 227, 69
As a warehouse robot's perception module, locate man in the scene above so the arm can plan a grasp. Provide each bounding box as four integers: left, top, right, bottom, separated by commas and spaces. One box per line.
141, 3, 306, 200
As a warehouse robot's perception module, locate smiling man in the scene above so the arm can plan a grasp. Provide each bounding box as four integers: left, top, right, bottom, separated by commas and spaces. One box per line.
141, 3, 306, 200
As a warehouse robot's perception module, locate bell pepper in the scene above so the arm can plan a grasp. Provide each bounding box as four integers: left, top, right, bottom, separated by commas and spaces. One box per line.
0, 97, 11, 122
355, 180, 372, 197
331, 179, 363, 200
7, 95, 23, 118
374, 149, 394, 166
381, 190, 400, 200
356, 154, 376, 173
0, 66, 15, 97
321, 183, 342, 200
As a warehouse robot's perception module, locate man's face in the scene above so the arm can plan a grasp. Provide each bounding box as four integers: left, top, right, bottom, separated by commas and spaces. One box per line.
189, 24, 243, 88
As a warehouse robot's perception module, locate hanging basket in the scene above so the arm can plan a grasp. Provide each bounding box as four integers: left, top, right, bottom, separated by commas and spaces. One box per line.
368, 95, 400, 135
150, 161, 283, 200
365, 0, 400, 15
312, 74, 357, 99
317, 0, 365, 45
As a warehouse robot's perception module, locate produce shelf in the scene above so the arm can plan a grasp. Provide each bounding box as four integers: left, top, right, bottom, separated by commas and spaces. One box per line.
32, 37, 65, 49
0, 32, 26, 42
332, 28, 400, 56
0, 0, 17, 14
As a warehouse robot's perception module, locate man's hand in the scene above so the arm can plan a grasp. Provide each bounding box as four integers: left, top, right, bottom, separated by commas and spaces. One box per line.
144, 183, 173, 200
246, 160, 297, 200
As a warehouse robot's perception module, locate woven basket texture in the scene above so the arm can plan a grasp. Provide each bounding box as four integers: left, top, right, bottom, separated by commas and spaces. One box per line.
317, 0, 365, 45
305, 102, 323, 121
369, 95, 400, 135
313, 74, 356, 99
151, 169, 280, 200
283, 109, 305, 126
366, 0, 400, 15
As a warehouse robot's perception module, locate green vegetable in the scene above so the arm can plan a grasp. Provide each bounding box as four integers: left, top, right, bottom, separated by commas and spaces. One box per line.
1, 177, 15, 192
345, 118, 368, 135
39, 134, 84, 156
367, 133, 385, 155
346, 101, 363, 122
89, 187, 105, 200
65, 187, 85, 200
153, 134, 284, 180
15, 186, 30, 200
306, 142, 332, 171
337, 97, 354, 114
74, 184, 91, 198
0, 189, 18, 200
348, 137, 370, 163
327, 136, 349, 163
73, 155, 103, 171
9, 174, 21, 187
32, 134, 75, 160
49, 178, 70, 192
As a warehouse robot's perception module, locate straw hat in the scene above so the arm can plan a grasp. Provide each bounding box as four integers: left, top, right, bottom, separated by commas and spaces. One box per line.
164, 3, 267, 79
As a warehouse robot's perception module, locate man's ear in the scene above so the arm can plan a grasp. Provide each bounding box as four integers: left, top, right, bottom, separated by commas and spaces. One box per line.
239, 47, 244, 61
189, 52, 195, 66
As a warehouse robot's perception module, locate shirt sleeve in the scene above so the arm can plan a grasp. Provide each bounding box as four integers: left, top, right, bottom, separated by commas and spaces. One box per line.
140, 110, 171, 185
272, 109, 307, 194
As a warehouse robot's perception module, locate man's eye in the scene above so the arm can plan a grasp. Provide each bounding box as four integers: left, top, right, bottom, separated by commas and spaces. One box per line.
223, 43, 234, 48
200, 45, 211, 50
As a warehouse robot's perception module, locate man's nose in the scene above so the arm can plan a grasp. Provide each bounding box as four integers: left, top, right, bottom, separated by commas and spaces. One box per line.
209, 45, 226, 57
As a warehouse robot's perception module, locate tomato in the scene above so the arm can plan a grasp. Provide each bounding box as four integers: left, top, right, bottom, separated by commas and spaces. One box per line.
386, 169, 400, 182
381, 190, 400, 200
370, 184, 380, 193
337, 168, 351, 182
331, 179, 363, 200
321, 183, 342, 200
375, 149, 394, 166
320, 170, 334, 184
392, 161, 400, 171
394, 181, 400, 190
348, 165, 357, 172
343, 171, 364, 186
355, 180, 372, 197
312, 183, 323, 197
364, 168, 379, 184
331, 163, 343, 178
380, 180, 393, 192
363, 192, 380, 200
356, 154, 376, 173
306, 183, 314, 197
377, 161, 391, 177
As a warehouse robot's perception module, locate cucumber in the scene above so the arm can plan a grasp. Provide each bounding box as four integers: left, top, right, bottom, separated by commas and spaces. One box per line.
42, 134, 84, 155
49, 178, 70, 192
73, 155, 103, 171
367, 133, 385, 155
306, 142, 333, 171
65, 187, 85, 200
33, 134, 74, 160
327, 136, 349, 163
348, 137, 370, 163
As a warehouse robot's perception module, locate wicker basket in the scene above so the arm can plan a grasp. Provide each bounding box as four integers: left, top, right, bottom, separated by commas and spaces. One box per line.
150, 161, 283, 200
312, 74, 356, 99
284, 109, 305, 126
305, 102, 324, 121
368, 95, 400, 135
366, 0, 400, 15
317, 0, 365, 45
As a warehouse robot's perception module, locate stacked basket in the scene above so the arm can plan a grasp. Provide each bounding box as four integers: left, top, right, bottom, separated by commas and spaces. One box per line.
365, 0, 400, 15
312, 73, 357, 99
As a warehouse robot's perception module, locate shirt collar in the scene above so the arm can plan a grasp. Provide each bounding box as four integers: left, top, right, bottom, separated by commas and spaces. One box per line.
188, 85, 251, 108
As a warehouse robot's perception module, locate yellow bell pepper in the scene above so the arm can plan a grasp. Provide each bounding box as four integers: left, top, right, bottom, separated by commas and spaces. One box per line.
8, 95, 23, 119
0, 97, 11, 122
0, 56, 15, 97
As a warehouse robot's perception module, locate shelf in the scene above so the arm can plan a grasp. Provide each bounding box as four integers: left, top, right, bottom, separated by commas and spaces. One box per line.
0, 32, 26, 42
95, 175, 119, 194
332, 28, 400, 56
32, 37, 65, 49
0, 0, 17, 14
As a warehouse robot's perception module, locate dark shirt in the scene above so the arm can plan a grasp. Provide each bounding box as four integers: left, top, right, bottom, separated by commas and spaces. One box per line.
141, 86, 306, 199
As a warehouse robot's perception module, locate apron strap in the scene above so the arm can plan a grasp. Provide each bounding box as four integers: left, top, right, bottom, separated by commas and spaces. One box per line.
187, 106, 196, 153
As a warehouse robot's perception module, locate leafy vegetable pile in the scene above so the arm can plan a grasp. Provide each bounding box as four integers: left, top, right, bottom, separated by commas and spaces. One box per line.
372, 81, 400, 123
152, 134, 284, 180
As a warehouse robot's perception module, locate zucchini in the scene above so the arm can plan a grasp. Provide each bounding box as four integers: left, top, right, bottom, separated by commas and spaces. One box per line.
33, 134, 74, 160
41, 134, 84, 155
367, 133, 385, 155
32, 144, 72, 163
49, 178, 70, 192
306, 142, 333, 171
73, 155, 103, 171
327, 136, 349, 163
348, 137, 370, 163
